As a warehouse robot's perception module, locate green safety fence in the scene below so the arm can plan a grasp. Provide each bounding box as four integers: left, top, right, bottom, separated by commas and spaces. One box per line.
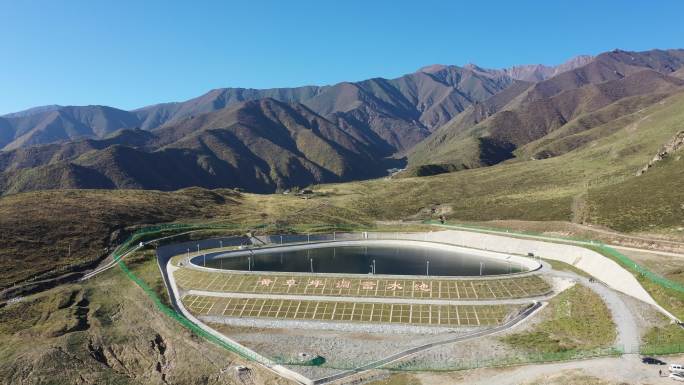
116, 258, 267, 363
387, 347, 622, 372
427, 220, 684, 294
111, 223, 333, 367
640, 343, 684, 356
111, 228, 258, 359
109, 222, 684, 371
599, 245, 684, 293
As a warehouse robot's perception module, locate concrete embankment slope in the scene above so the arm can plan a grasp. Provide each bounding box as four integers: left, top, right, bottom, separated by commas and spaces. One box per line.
428, 229, 679, 322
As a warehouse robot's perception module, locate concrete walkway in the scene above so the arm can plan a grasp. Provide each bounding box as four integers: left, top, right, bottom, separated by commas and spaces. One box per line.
185, 289, 550, 306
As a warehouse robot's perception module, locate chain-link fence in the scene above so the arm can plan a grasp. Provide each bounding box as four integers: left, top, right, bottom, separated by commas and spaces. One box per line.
599, 246, 684, 293
113, 222, 684, 375
427, 220, 684, 295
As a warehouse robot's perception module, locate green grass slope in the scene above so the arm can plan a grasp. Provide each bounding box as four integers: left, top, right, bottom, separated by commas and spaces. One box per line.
587, 155, 683, 232
407, 50, 684, 170
323, 91, 684, 231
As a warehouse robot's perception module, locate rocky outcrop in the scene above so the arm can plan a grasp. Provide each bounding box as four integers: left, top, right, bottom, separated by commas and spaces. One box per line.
636, 130, 684, 175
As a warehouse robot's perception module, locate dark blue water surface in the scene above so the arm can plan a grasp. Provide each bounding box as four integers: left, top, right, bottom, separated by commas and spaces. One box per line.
204, 245, 523, 276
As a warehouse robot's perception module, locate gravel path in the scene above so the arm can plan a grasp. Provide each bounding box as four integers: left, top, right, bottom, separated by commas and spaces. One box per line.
546, 269, 640, 350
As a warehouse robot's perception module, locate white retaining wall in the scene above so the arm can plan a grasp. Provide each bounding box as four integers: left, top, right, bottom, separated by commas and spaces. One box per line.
427, 230, 678, 321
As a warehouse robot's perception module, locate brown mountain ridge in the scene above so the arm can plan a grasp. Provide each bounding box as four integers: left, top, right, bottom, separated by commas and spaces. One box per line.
2, 48, 684, 193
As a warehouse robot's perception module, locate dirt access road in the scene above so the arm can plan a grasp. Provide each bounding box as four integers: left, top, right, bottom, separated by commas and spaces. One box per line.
449, 354, 684, 385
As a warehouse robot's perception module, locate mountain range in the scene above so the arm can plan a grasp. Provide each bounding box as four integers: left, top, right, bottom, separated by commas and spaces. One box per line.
1, 48, 684, 194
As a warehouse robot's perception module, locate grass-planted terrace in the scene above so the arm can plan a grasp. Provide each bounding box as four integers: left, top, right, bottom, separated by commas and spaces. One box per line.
173, 269, 551, 300
182, 295, 521, 327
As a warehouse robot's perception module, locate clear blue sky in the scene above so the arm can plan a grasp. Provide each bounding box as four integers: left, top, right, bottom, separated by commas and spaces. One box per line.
1, 0, 683, 114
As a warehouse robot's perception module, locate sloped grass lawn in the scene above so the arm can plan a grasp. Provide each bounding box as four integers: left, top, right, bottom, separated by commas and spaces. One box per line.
587, 156, 684, 232
501, 285, 616, 353
642, 323, 684, 354
639, 278, 684, 321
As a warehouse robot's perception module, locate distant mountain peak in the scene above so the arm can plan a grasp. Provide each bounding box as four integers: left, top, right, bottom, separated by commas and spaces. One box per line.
416, 64, 450, 73
463, 63, 485, 71
2, 105, 63, 118
501, 54, 595, 82
418, 55, 594, 83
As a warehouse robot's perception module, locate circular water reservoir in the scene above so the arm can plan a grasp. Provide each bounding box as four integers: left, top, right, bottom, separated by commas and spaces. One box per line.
201, 242, 530, 276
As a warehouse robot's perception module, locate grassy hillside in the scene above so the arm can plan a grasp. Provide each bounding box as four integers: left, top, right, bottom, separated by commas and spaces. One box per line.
0, 250, 289, 385
0, 187, 381, 290
0, 188, 241, 289
514, 92, 673, 160
588, 155, 684, 231
321, 90, 684, 231
408, 50, 684, 170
